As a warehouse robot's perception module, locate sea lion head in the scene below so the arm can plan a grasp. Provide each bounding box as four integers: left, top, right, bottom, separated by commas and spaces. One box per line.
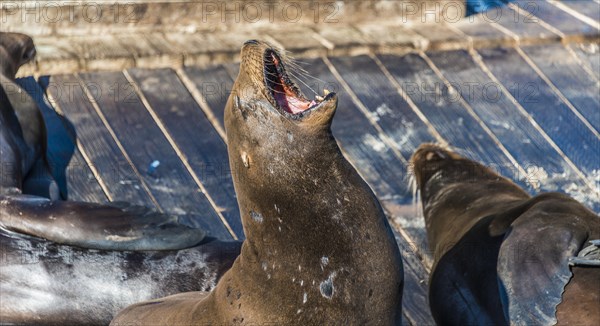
411, 143, 488, 203
411, 143, 529, 250
411, 143, 527, 206
0, 32, 36, 79
224, 40, 340, 220
228, 40, 337, 126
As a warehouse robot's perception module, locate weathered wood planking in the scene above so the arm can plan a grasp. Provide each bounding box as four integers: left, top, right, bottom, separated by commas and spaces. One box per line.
328, 56, 437, 161
493, 4, 561, 43
77, 71, 232, 239
182, 65, 233, 132
522, 44, 600, 134
570, 43, 600, 79
478, 47, 600, 183
427, 50, 599, 211
16, 77, 107, 203
514, 0, 598, 38
554, 0, 600, 24
454, 14, 515, 48
127, 68, 243, 239
377, 53, 527, 187
43, 74, 156, 208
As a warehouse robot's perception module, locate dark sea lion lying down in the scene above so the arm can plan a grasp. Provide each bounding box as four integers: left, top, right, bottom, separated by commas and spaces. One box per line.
412, 143, 599, 325
1, 32, 240, 325
111, 40, 404, 325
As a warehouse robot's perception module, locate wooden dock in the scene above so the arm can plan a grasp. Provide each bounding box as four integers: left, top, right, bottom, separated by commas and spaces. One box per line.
12, 1, 600, 324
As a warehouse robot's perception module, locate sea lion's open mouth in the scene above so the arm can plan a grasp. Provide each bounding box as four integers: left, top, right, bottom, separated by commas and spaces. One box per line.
263, 49, 331, 116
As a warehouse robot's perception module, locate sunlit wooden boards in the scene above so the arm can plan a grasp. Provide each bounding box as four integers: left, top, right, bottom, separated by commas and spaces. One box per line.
43, 72, 234, 239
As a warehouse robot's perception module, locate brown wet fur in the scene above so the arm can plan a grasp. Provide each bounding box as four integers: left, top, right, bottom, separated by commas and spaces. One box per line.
111, 40, 403, 325
412, 143, 600, 325
556, 266, 600, 325
1, 32, 46, 195
0, 32, 35, 79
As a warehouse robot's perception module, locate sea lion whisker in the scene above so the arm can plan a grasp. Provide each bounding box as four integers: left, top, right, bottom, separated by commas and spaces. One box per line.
286, 71, 320, 96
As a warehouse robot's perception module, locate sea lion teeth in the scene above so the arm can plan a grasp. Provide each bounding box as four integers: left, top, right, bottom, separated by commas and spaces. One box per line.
323, 89, 331, 95
315, 95, 324, 101
111, 39, 404, 326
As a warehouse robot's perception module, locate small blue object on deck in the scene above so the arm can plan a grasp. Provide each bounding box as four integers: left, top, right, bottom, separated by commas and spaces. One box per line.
148, 160, 161, 175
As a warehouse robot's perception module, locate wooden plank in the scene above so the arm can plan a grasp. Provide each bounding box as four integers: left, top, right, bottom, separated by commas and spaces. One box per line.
126, 68, 243, 239
32, 37, 81, 76
17, 77, 106, 203
377, 53, 526, 186
42, 74, 157, 208
77, 71, 232, 240
478, 47, 600, 181
115, 34, 183, 69
315, 25, 372, 56
552, 0, 600, 25
328, 56, 437, 163
411, 24, 470, 51
513, 0, 599, 38
68, 35, 135, 71
264, 26, 329, 58
427, 50, 599, 211
570, 43, 600, 80
62, 151, 107, 203
522, 44, 600, 134
453, 14, 516, 48
182, 65, 234, 131
494, 3, 561, 44
394, 231, 431, 326
354, 22, 426, 54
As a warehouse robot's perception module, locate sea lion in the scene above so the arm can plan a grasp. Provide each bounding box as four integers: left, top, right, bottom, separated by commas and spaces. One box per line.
412, 143, 600, 325
0, 31, 59, 199
1, 32, 242, 325
111, 40, 404, 325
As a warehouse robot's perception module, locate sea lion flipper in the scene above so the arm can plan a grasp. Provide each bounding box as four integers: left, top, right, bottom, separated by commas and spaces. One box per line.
0, 195, 206, 250
497, 195, 597, 325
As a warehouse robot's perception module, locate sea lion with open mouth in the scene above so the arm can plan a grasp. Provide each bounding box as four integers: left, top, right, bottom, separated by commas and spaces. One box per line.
111, 40, 404, 325
1, 32, 241, 325
412, 143, 599, 325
